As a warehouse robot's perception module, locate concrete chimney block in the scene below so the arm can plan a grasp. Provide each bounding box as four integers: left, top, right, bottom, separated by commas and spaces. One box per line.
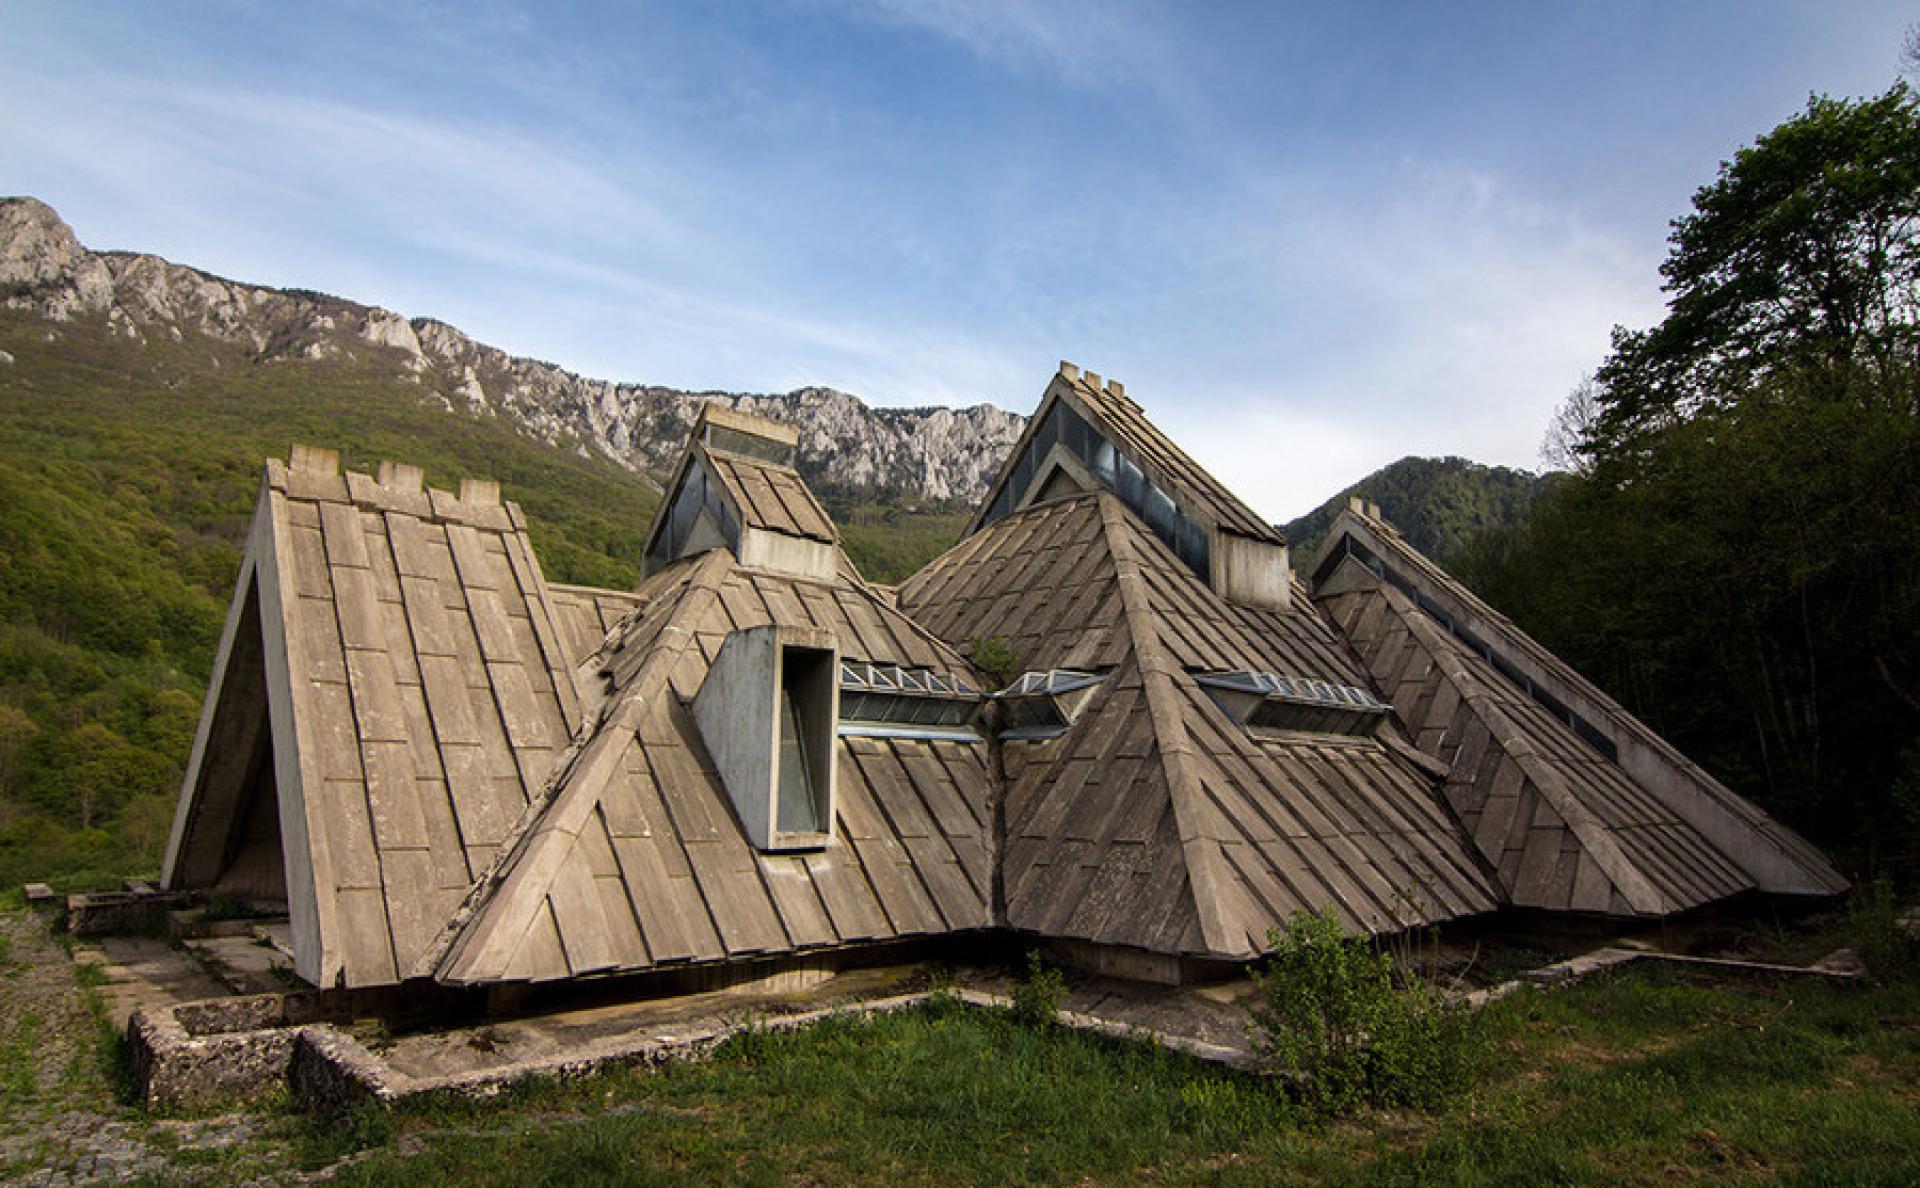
1348, 496, 1367, 514
377, 460, 425, 491
1058, 361, 1081, 380
1108, 379, 1124, 399
289, 444, 340, 476
460, 478, 501, 506
1084, 371, 1102, 390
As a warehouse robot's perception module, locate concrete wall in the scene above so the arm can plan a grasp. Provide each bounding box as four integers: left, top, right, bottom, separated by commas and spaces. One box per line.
1209, 529, 1292, 612
692, 624, 839, 851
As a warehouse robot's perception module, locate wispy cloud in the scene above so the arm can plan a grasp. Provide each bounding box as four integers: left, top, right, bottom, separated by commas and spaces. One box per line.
818, 0, 1170, 85
6, 0, 1904, 516
1148, 159, 1665, 520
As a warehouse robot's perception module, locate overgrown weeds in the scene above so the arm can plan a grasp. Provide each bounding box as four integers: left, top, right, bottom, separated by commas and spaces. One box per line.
1008, 949, 1066, 1027
1248, 907, 1476, 1114
1849, 876, 1919, 983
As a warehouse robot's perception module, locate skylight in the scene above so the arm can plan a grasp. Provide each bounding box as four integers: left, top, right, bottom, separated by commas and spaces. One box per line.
1195, 671, 1389, 738
993, 669, 1107, 739
837, 661, 982, 737
980, 398, 1212, 577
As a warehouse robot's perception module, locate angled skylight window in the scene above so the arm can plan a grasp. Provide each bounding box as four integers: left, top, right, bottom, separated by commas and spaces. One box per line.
836, 661, 982, 739
644, 456, 738, 574
980, 398, 1214, 577
1195, 671, 1390, 739
993, 669, 1107, 739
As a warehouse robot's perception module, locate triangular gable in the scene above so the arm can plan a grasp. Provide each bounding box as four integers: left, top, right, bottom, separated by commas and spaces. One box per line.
968, 364, 1292, 612
641, 405, 841, 582
1310, 504, 1847, 903
163, 446, 591, 989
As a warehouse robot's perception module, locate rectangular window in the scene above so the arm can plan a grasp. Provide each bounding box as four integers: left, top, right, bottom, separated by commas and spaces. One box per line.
773, 645, 835, 844
775, 685, 820, 832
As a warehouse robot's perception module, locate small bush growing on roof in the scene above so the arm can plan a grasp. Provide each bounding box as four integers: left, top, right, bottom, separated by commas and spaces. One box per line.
1247, 906, 1473, 1114
966, 634, 1022, 689
1009, 950, 1067, 1028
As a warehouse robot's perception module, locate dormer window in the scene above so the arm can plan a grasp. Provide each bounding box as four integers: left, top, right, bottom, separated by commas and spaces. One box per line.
703, 418, 797, 467
1195, 671, 1389, 739
837, 662, 982, 740
994, 669, 1106, 739
692, 624, 838, 851
642, 405, 838, 582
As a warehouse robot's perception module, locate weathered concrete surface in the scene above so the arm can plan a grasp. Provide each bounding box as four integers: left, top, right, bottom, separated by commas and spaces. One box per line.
70, 935, 228, 1031
280, 964, 1270, 1115
64, 889, 187, 936
185, 931, 299, 994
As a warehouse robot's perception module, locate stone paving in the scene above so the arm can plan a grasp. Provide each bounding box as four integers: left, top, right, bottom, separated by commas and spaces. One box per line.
0, 910, 292, 1186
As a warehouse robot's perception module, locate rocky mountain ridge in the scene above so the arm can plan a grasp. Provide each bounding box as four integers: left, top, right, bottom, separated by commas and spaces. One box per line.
0, 196, 1025, 504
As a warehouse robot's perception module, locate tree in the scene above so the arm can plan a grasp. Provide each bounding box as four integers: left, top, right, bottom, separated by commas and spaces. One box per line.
1539, 375, 1599, 475
1588, 84, 1920, 463
0, 705, 38, 799
1462, 81, 1920, 873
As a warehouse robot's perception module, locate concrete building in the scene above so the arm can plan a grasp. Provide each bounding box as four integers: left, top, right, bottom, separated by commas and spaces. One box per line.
161, 366, 1846, 992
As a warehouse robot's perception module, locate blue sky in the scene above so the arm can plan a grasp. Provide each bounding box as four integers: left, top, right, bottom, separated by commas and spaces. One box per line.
4, 2, 1911, 519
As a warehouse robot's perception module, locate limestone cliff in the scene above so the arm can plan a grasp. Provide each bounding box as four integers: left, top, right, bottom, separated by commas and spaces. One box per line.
0, 197, 1025, 504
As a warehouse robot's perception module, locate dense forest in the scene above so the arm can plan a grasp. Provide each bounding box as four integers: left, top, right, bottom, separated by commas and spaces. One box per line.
0, 313, 966, 894
1454, 82, 1920, 875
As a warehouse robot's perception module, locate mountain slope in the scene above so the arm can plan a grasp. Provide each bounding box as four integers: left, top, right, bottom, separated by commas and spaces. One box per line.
1282, 455, 1553, 564
0, 197, 1026, 506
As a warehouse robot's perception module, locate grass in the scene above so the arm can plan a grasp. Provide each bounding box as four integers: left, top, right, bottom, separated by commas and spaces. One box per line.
1, 899, 1913, 1185
262, 964, 1920, 1187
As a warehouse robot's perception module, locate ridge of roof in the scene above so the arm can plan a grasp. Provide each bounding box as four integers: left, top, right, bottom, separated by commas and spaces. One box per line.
965, 365, 1280, 548
1095, 492, 1238, 954
418, 548, 735, 981
269, 444, 529, 535
1062, 372, 1279, 545
1387, 582, 1682, 915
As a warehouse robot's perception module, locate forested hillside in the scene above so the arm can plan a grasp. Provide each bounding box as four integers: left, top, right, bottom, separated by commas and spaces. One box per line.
0, 309, 667, 892
1282, 455, 1550, 565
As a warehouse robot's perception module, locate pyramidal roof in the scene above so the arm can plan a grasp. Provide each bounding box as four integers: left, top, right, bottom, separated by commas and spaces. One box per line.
160, 366, 1846, 995
900, 488, 1503, 957
1310, 502, 1847, 911
427, 532, 996, 985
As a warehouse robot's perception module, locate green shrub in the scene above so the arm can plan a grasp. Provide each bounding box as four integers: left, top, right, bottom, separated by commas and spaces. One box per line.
966, 634, 1021, 689
1009, 950, 1066, 1028
1248, 906, 1474, 1114
1848, 876, 1918, 983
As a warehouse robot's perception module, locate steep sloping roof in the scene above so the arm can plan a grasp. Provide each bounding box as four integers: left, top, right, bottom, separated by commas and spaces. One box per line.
969, 363, 1282, 548
1310, 505, 1847, 907
900, 490, 1501, 957
704, 447, 838, 544
548, 583, 646, 665
427, 546, 994, 985
164, 449, 587, 989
